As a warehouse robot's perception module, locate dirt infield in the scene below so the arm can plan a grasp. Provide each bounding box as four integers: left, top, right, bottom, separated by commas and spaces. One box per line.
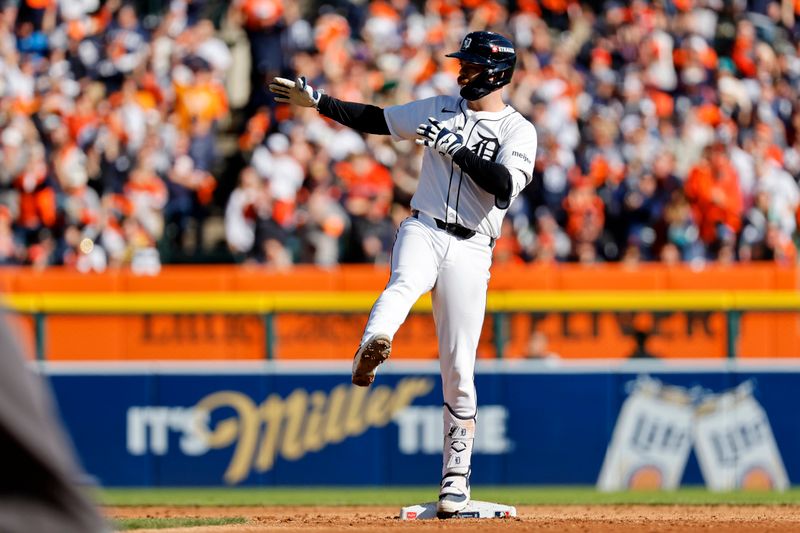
106, 504, 800, 532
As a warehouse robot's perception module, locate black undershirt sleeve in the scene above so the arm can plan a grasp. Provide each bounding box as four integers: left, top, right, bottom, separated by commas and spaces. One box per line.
316, 94, 390, 135
317, 94, 512, 202
452, 146, 512, 203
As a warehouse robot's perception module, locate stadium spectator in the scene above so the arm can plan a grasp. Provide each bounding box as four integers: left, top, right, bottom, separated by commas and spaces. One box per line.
228, 0, 287, 111
684, 142, 744, 253
0, 0, 798, 269
224, 164, 266, 259
525, 330, 560, 360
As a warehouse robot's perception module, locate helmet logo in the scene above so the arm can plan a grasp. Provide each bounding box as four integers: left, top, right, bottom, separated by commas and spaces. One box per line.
491, 45, 498, 53
462, 37, 472, 49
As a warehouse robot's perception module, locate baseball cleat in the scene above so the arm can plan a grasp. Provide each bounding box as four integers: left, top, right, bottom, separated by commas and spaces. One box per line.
351, 333, 392, 387
437, 474, 471, 517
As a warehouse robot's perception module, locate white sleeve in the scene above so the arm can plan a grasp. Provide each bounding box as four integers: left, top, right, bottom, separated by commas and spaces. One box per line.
383, 97, 439, 142
496, 120, 537, 195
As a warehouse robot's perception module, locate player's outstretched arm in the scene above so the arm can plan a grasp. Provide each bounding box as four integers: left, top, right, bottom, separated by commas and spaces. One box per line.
268, 76, 390, 135
269, 76, 322, 108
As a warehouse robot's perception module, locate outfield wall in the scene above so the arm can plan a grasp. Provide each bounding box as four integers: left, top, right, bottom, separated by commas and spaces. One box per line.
5, 263, 800, 360
43, 360, 800, 488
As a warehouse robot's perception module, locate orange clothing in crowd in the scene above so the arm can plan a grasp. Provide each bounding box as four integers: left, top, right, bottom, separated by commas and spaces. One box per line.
236, 0, 284, 30
540, 0, 572, 14
493, 229, 525, 264
17, 188, 56, 229
772, 230, 797, 265
26, 0, 54, 8
516, 0, 542, 14
239, 108, 271, 151
427, 0, 462, 17
173, 80, 229, 131
732, 36, 756, 78
65, 111, 100, 143
563, 183, 605, 242
16, 184, 57, 230
124, 171, 168, 207
684, 153, 743, 243
468, 0, 506, 26
14, 159, 56, 229
271, 200, 295, 227
334, 158, 394, 201
314, 13, 350, 53
369, 1, 400, 19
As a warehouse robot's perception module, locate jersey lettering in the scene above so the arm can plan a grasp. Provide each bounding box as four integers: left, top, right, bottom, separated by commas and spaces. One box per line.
511, 150, 532, 165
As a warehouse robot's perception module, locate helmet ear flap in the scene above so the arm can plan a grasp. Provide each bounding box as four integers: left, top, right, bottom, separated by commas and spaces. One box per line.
459, 60, 514, 101
460, 67, 490, 100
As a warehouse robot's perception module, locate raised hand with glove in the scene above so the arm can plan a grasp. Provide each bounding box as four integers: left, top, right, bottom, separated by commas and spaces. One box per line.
268, 76, 322, 108
415, 117, 464, 158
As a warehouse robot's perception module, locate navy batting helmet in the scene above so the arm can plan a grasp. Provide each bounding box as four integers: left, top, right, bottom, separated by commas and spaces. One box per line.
446, 31, 516, 101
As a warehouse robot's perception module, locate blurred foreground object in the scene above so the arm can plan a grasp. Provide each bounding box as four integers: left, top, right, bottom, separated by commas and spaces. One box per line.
0, 311, 108, 533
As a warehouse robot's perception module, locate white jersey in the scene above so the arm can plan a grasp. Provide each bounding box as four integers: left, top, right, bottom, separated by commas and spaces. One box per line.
384, 94, 537, 238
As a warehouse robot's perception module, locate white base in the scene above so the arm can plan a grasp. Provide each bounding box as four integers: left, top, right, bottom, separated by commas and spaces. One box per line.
399, 500, 517, 520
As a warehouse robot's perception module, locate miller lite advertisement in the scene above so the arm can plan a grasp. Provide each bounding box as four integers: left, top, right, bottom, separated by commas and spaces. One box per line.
598, 376, 790, 492
44, 363, 798, 487
597, 377, 694, 491
693, 382, 789, 491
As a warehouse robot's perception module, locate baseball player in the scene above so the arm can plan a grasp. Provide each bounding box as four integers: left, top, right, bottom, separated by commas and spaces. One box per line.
270, 31, 536, 516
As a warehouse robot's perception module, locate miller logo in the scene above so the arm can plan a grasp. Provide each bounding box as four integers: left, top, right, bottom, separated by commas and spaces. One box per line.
193, 378, 434, 484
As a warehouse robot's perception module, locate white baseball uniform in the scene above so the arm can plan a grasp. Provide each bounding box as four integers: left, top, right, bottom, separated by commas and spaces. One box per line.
360, 94, 537, 418
268, 53, 533, 506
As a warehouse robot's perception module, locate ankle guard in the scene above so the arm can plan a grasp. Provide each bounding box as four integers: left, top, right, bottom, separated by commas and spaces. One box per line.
441, 404, 475, 477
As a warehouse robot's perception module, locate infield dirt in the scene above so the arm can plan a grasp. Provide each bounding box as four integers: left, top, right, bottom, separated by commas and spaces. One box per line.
106, 504, 800, 532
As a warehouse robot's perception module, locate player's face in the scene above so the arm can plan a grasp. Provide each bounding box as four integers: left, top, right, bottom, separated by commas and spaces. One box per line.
457, 61, 483, 86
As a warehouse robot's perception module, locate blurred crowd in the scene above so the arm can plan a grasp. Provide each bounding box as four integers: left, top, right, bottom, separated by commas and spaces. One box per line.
0, 0, 232, 271
1, 0, 800, 270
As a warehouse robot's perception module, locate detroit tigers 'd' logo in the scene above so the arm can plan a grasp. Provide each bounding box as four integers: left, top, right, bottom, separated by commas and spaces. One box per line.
469, 133, 509, 209
470, 133, 499, 162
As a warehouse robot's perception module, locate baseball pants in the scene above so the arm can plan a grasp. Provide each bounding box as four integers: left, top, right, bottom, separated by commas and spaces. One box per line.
361, 213, 493, 418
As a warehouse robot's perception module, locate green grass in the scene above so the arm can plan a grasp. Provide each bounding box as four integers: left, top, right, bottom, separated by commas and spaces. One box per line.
99, 486, 800, 507
115, 517, 245, 530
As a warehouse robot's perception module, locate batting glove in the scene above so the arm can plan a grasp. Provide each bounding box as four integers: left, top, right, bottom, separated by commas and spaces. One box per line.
268, 76, 322, 108
415, 117, 464, 158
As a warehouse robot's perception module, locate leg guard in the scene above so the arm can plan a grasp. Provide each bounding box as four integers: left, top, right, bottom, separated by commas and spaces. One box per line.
437, 405, 475, 514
